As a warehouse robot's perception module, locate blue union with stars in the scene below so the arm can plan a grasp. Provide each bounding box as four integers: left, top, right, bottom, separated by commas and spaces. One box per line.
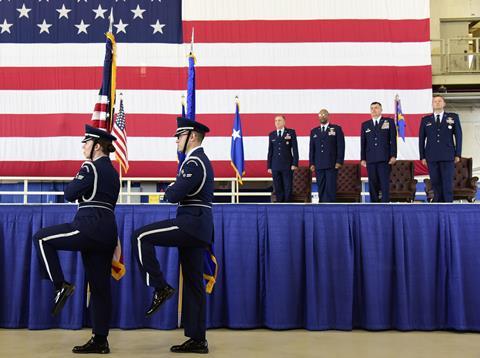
0, 0, 182, 43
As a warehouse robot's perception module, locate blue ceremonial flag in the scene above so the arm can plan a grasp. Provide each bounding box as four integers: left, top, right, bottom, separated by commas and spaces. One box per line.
177, 96, 187, 171
231, 99, 245, 184
186, 54, 196, 121
395, 94, 406, 142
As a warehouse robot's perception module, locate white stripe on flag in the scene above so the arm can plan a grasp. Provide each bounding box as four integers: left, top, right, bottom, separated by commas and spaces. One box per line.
0, 89, 433, 114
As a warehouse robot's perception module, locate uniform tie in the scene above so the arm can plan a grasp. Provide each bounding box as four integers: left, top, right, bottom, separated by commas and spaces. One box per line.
435, 114, 440, 125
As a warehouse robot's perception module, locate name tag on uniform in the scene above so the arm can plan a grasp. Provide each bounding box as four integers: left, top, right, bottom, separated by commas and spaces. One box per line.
76, 174, 84, 180
313, 134, 318, 138
285, 134, 292, 140
381, 122, 389, 129
365, 128, 371, 133
426, 122, 432, 127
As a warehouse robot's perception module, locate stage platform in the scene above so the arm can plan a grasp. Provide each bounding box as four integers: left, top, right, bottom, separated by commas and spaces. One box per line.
1, 204, 480, 331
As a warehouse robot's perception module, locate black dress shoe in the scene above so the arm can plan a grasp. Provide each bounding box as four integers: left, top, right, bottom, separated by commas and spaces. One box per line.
170, 338, 208, 354
72, 337, 110, 354
52, 282, 75, 316
145, 284, 175, 316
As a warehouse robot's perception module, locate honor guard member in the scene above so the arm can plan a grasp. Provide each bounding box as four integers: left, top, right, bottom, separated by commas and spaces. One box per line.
419, 95, 462, 202
33, 125, 119, 354
132, 117, 213, 354
360, 102, 397, 202
267, 115, 299, 202
309, 109, 345, 202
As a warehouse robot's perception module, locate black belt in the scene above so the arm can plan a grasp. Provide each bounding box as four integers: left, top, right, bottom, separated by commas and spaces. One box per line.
78, 201, 114, 211
179, 200, 212, 209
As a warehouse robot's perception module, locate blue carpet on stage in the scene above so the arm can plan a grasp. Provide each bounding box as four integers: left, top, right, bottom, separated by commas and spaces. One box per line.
1, 204, 479, 331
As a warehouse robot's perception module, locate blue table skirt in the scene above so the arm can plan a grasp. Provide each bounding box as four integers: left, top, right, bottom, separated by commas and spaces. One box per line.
1, 204, 479, 331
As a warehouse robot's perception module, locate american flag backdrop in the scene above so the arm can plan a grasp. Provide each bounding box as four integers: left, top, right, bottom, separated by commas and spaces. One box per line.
0, 0, 431, 178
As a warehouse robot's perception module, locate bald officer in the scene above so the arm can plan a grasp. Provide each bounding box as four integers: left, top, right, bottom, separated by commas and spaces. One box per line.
309, 109, 345, 202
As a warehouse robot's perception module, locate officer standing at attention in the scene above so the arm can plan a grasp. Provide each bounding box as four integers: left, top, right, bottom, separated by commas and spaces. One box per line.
132, 117, 213, 354
33, 125, 119, 354
267, 115, 299, 202
360, 102, 397, 202
309, 109, 345, 202
419, 95, 462, 202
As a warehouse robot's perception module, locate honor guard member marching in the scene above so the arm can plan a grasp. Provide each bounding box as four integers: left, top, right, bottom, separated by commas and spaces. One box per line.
360, 102, 397, 202
132, 117, 213, 354
309, 109, 345, 202
267, 115, 299, 202
419, 95, 462, 202
33, 125, 120, 354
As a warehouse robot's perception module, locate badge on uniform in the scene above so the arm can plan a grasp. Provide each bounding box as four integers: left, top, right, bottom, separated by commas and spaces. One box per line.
448, 125, 453, 129
381, 122, 390, 129
285, 134, 292, 140
446, 117, 454, 124
328, 128, 336, 136
365, 128, 371, 133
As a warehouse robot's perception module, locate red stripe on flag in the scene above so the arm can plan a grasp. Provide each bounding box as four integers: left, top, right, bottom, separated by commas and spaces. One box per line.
0, 160, 428, 178
0, 66, 432, 90
183, 19, 430, 43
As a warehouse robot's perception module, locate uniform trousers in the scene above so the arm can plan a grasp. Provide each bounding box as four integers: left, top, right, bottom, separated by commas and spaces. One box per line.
132, 219, 207, 341
427, 160, 455, 202
33, 223, 115, 336
272, 169, 293, 202
315, 168, 338, 202
366, 162, 391, 203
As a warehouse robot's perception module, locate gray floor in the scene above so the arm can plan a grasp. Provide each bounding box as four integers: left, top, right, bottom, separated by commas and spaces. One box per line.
0, 328, 479, 357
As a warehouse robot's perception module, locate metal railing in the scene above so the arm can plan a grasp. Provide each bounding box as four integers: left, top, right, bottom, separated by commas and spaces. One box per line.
431, 37, 480, 75
0, 176, 433, 204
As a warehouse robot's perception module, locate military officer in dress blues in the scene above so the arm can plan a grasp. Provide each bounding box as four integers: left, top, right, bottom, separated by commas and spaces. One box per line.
309, 109, 345, 202
419, 95, 462, 202
360, 102, 397, 202
132, 117, 213, 354
33, 125, 120, 354
267, 115, 299, 202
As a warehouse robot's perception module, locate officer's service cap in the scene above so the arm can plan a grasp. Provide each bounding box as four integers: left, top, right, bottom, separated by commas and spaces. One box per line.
174, 117, 210, 137
82, 125, 117, 143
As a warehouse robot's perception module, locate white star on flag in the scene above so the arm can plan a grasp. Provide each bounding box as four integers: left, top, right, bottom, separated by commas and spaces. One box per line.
37, 19, 52, 34
0, 18, 13, 33
151, 20, 165, 34
114, 19, 128, 34
56, 4, 72, 19
93, 4, 107, 19
75, 20, 90, 34
131, 5, 146, 19
232, 129, 242, 140
16, 4, 31, 19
